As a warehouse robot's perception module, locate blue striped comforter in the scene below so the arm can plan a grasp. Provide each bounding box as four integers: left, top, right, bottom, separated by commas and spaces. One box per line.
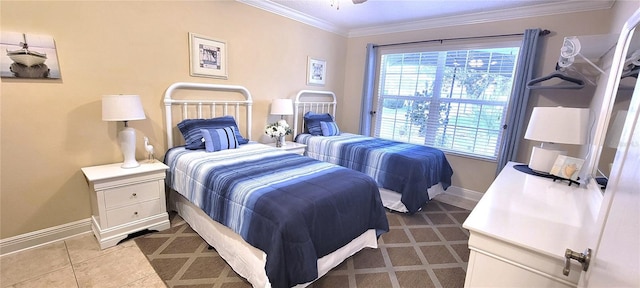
165, 143, 388, 287
296, 133, 453, 214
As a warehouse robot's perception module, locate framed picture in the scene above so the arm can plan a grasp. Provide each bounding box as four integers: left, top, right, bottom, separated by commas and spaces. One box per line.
307, 57, 326, 86
550, 155, 584, 181
189, 33, 228, 79
0, 31, 61, 79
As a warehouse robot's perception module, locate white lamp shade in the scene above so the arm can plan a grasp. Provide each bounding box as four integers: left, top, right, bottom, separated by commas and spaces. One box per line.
270, 99, 293, 116
524, 107, 589, 145
102, 94, 146, 121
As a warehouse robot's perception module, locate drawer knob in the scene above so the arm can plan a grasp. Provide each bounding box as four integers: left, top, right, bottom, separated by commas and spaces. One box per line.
132, 193, 137, 197
134, 212, 138, 216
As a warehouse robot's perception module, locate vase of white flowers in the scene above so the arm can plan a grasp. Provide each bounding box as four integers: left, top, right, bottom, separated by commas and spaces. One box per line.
265, 119, 292, 147
276, 135, 285, 147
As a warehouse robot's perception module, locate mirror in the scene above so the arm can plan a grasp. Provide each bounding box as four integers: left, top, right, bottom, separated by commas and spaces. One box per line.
589, 9, 640, 190
596, 72, 635, 180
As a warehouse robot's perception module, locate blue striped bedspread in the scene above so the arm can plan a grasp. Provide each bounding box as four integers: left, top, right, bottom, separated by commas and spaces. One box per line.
296, 133, 454, 214
165, 143, 389, 288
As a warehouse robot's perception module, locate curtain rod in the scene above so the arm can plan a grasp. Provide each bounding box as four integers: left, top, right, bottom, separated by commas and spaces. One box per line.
373, 29, 550, 48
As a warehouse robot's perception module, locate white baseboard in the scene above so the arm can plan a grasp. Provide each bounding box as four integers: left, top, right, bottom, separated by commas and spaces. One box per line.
0, 218, 92, 257
434, 186, 483, 211
0, 188, 483, 256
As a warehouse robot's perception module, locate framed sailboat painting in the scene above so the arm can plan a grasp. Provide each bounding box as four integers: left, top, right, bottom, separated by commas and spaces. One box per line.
0, 32, 61, 79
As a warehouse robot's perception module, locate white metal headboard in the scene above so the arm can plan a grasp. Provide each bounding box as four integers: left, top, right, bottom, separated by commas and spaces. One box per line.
164, 82, 253, 148
293, 90, 337, 139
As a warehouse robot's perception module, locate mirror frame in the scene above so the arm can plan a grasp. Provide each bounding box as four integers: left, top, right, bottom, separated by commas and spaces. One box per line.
586, 8, 640, 190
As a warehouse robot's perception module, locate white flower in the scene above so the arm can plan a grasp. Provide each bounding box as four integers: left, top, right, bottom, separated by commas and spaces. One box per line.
277, 119, 289, 129
264, 121, 292, 138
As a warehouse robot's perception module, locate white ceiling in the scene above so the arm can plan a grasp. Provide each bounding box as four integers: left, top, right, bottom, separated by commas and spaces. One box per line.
238, 0, 615, 37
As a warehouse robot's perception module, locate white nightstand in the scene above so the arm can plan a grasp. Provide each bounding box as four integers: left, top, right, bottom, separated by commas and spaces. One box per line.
266, 141, 307, 155
81, 160, 170, 249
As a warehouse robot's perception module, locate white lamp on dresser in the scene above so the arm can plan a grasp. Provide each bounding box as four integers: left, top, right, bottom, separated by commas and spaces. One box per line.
524, 106, 590, 174
102, 94, 146, 168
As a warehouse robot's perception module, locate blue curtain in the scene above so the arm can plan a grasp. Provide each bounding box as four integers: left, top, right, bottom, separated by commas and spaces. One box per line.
359, 43, 377, 136
495, 28, 542, 174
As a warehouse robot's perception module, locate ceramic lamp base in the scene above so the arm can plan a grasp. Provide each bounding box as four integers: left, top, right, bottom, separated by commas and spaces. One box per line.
529, 145, 566, 174
119, 127, 140, 169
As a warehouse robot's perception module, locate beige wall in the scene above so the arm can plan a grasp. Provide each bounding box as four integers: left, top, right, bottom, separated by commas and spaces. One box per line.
1, 0, 638, 240
343, 9, 618, 193
0, 1, 346, 239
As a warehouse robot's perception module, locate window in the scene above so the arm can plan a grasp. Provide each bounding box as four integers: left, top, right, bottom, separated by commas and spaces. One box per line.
374, 43, 520, 160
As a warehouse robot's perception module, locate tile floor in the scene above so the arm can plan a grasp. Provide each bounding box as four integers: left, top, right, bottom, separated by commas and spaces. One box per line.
0, 232, 166, 288
0, 196, 472, 288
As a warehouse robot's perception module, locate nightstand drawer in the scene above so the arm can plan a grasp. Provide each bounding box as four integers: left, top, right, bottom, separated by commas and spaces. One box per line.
106, 200, 162, 227
104, 181, 159, 209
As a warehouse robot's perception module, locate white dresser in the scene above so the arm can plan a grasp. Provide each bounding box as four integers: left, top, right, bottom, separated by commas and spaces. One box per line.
81, 160, 170, 249
463, 162, 600, 287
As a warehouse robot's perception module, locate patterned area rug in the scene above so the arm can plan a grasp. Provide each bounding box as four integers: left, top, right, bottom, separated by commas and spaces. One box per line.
134, 200, 470, 288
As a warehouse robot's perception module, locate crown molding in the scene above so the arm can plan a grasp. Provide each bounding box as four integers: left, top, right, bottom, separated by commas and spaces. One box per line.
237, 0, 614, 38
237, 0, 349, 36
348, 1, 615, 37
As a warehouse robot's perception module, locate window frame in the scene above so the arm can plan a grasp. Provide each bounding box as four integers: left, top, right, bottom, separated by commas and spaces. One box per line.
372, 38, 523, 161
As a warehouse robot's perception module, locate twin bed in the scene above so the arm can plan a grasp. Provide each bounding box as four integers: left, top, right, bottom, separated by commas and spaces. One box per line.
163, 82, 388, 288
292, 90, 454, 214
162, 82, 452, 287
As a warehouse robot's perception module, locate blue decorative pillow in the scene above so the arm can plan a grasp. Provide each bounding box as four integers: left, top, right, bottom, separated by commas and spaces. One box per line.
177, 116, 248, 150
320, 121, 340, 136
200, 127, 239, 152
303, 111, 333, 136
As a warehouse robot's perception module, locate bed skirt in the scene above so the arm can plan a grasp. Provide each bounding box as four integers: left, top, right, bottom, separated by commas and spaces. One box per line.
168, 189, 379, 287
379, 183, 445, 213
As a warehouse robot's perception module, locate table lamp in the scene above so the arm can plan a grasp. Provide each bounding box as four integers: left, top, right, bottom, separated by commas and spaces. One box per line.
524, 106, 589, 174
271, 99, 294, 122
102, 94, 146, 168
270, 99, 293, 147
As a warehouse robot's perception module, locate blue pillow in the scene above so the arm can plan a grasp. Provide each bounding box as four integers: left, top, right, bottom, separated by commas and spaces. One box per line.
177, 116, 248, 150
320, 121, 340, 136
303, 111, 333, 136
200, 127, 239, 152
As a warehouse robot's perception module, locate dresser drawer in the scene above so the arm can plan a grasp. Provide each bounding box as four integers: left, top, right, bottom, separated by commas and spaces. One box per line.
103, 181, 159, 209
106, 200, 163, 227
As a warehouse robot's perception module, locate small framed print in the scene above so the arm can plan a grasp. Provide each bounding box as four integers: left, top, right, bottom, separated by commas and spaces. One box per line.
189, 33, 228, 79
550, 155, 584, 181
307, 57, 326, 86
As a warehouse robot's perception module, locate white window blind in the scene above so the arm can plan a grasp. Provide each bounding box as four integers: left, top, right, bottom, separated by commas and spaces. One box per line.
374, 44, 520, 160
